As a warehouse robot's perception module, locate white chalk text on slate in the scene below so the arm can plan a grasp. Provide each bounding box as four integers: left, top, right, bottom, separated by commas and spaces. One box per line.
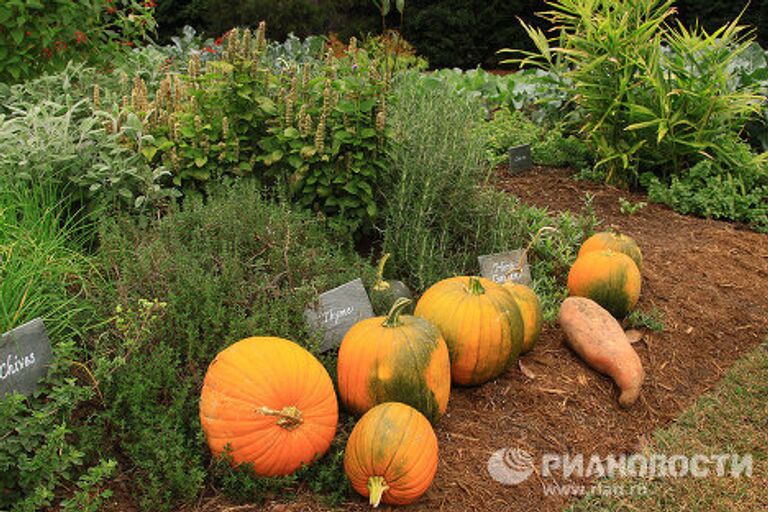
478, 250, 533, 286
304, 278, 374, 352
1, 318, 53, 397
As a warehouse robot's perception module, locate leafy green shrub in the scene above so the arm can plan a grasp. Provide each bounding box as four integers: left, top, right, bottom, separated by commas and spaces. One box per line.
382, 72, 596, 313
507, 0, 764, 186
479, 106, 591, 169
0, 344, 99, 512
124, 25, 392, 236
644, 156, 768, 232
88, 182, 374, 510
0, 64, 179, 214
427, 67, 570, 123
0, 0, 156, 83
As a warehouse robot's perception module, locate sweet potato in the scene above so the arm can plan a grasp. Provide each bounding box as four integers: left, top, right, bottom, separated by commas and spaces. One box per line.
558, 297, 645, 407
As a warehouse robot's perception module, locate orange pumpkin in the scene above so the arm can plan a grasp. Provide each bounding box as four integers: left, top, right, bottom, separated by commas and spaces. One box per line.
502, 283, 543, 354
567, 250, 641, 318
578, 232, 643, 270
344, 402, 438, 507
199, 336, 338, 476
337, 298, 451, 424
414, 276, 524, 386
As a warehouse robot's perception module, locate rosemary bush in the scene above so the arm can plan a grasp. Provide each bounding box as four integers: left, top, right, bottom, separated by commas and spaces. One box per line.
381, 72, 596, 305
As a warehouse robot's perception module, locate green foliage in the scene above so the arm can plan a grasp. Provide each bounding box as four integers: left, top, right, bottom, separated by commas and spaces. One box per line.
382, 72, 596, 305
506, 0, 765, 187
0, 64, 179, 214
626, 307, 665, 332
618, 197, 647, 216
0, 345, 96, 512
728, 41, 768, 153
0, 176, 96, 339
427, 67, 570, 123
161, 26, 328, 71
59, 459, 117, 512
479, 106, 591, 169
88, 182, 373, 510
0, 0, 156, 84
644, 157, 768, 232
530, 194, 600, 320
129, 26, 391, 236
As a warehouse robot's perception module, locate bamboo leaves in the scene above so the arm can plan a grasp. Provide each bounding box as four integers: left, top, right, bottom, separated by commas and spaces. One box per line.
507, 0, 764, 186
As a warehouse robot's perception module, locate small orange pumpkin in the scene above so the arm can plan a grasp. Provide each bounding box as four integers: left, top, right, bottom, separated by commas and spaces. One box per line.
414, 276, 524, 386
502, 283, 543, 354
344, 402, 438, 507
567, 250, 641, 318
578, 232, 643, 270
337, 298, 451, 424
199, 337, 338, 476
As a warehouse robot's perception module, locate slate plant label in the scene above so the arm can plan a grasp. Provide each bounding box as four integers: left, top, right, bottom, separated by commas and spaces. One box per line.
478, 250, 533, 286
509, 144, 533, 173
304, 278, 374, 352
1, 318, 53, 398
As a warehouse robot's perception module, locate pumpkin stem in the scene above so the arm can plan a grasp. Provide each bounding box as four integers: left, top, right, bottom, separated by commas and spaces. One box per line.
373, 253, 391, 292
257, 405, 303, 431
382, 297, 412, 327
466, 276, 486, 295
367, 475, 389, 508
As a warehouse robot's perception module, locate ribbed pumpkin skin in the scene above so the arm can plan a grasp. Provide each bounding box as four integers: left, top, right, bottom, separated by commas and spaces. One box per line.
344, 402, 438, 506
414, 276, 524, 386
579, 232, 643, 270
199, 337, 338, 476
568, 250, 641, 318
502, 283, 543, 354
337, 315, 451, 424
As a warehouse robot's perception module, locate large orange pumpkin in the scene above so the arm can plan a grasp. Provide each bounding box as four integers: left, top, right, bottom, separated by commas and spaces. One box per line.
414, 276, 524, 386
502, 283, 543, 354
567, 250, 641, 318
337, 298, 451, 424
344, 402, 438, 507
578, 232, 643, 270
199, 336, 338, 476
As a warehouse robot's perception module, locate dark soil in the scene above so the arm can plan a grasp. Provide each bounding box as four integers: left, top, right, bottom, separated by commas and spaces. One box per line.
129, 167, 768, 512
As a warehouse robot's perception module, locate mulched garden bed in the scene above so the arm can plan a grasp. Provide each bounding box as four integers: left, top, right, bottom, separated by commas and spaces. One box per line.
185, 166, 768, 512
